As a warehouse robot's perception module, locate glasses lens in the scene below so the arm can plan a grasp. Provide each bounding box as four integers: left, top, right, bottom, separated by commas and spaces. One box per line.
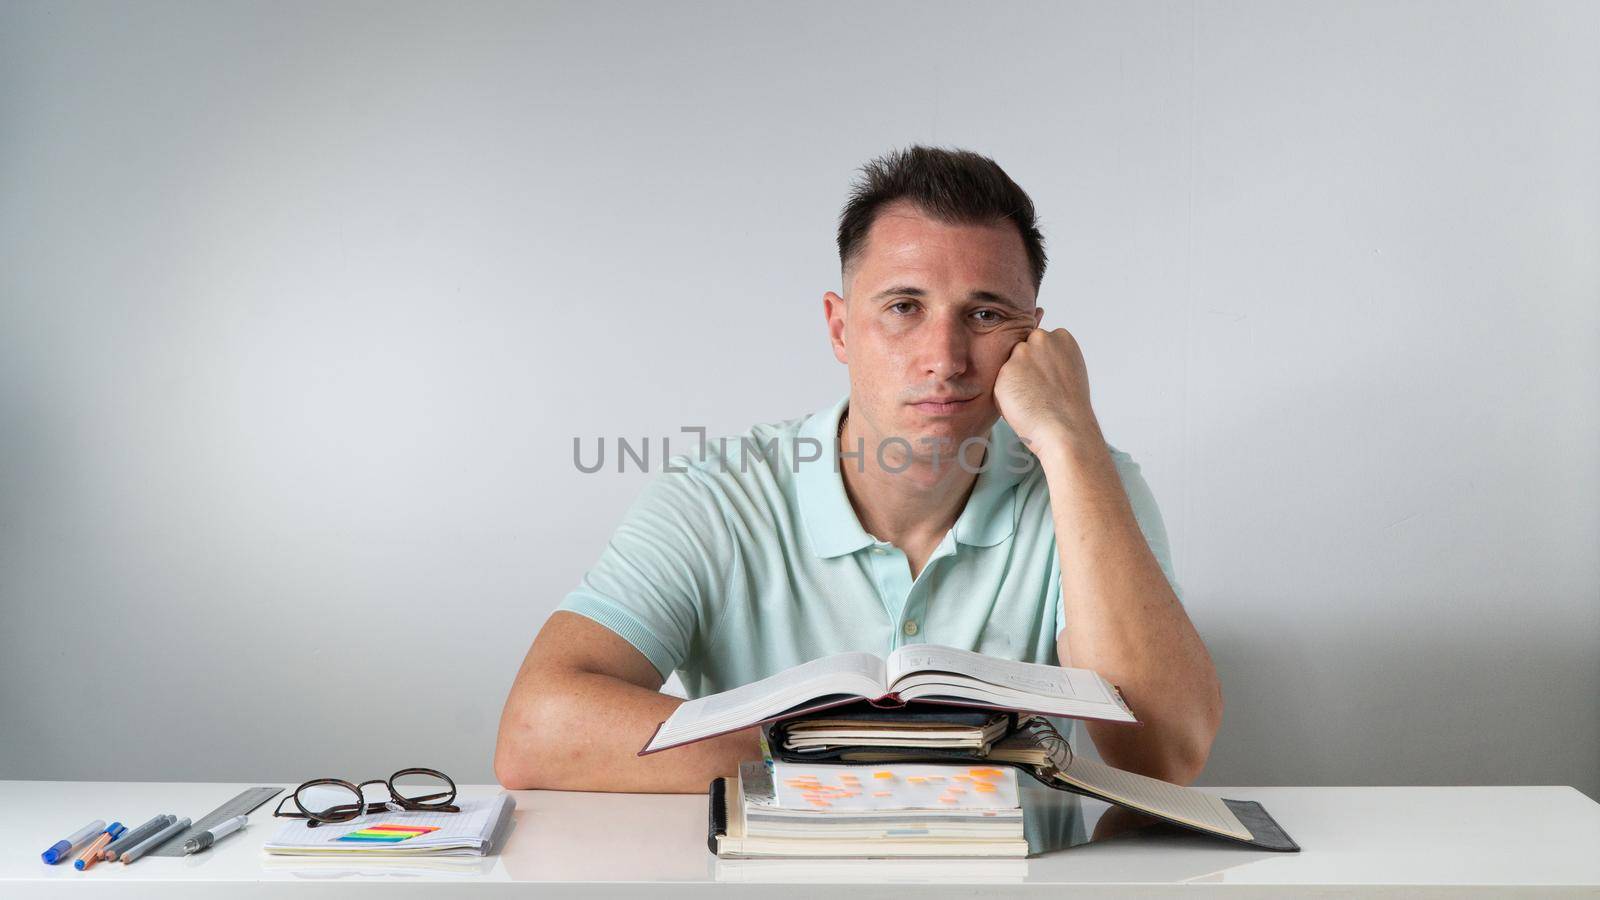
297, 782, 362, 820
391, 770, 455, 807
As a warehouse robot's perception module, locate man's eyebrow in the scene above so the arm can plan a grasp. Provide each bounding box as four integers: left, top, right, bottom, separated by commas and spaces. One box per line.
870, 285, 1027, 311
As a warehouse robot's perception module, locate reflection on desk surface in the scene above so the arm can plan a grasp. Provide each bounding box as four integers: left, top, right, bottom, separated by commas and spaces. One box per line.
715, 855, 1030, 883
1022, 777, 1087, 855
500, 789, 714, 883
260, 855, 504, 880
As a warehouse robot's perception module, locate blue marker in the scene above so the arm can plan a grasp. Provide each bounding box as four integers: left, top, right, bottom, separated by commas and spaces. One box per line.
73, 822, 124, 870
41, 819, 105, 864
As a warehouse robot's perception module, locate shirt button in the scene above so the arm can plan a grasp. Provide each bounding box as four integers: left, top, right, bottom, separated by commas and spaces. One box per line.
902, 619, 919, 636
871, 546, 886, 555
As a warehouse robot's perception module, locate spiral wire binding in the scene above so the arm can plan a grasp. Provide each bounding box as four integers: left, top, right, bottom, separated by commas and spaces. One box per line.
1016, 716, 1074, 777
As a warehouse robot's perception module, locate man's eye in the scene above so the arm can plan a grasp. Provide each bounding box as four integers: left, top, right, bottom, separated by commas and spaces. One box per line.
889, 301, 918, 315
972, 309, 1001, 323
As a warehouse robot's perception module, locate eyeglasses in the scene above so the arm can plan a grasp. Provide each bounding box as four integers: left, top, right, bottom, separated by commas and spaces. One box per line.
273, 767, 459, 827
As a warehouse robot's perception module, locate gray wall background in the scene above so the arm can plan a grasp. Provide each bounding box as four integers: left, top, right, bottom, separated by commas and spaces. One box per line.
2, 0, 1596, 799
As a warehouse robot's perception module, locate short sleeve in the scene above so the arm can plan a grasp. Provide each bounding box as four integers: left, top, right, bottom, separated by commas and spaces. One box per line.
1055, 447, 1184, 636
557, 463, 732, 681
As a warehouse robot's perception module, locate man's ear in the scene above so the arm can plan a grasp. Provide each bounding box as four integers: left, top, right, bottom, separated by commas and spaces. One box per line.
824, 291, 849, 365
1032, 306, 1045, 328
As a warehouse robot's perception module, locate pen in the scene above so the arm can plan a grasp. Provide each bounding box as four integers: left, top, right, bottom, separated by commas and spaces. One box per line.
74, 822, 124, 870
41, 819, 106, 864
182, 815, 247, 854
120, 816, 190, 865
103, 814, 173, 862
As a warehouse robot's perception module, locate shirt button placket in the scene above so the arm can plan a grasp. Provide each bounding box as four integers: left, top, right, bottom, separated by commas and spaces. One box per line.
866, 543, 895, 645
870, 541, 916, 649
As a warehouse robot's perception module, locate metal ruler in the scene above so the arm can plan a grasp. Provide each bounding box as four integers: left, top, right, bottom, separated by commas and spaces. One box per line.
148, 786, 285, 856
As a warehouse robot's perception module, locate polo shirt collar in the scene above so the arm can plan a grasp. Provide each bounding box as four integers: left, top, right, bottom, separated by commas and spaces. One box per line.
796, 393, 1029, 559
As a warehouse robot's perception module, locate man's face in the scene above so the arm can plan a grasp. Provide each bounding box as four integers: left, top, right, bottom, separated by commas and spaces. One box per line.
825, 200, 1043, 464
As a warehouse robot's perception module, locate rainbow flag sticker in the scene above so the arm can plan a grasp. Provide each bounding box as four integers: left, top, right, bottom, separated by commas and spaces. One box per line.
336, 823, 441, 842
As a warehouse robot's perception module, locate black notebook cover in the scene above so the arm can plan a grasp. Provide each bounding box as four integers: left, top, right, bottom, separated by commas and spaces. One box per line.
708, 776, 729, 855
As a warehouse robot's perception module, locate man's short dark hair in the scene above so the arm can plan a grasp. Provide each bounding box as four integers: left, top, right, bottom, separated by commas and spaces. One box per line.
837, 144, 1048, 296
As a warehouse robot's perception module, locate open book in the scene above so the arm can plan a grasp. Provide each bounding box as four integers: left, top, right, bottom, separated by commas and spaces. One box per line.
641, 644, 1138, 755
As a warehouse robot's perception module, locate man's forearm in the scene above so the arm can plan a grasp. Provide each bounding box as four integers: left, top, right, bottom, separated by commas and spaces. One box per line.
495, 668, 759, 793
1036, 428, 1222, 784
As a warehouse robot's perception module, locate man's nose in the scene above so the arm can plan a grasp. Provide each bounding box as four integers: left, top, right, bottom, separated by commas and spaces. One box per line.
918, 313, 971, 380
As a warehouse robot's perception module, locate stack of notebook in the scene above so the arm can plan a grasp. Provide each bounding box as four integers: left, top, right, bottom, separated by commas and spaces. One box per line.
716, 759, 1029, 858
777, 707, 1012, 755
679, 647, 1301, 858
710, 706, 1027, 858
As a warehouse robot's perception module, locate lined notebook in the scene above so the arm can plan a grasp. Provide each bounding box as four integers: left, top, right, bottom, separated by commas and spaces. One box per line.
262, 794, 515, 857
1054, 755, 1250, 841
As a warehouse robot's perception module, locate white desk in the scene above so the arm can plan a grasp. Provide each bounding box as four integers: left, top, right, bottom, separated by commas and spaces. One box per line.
4, 781, 1599, 897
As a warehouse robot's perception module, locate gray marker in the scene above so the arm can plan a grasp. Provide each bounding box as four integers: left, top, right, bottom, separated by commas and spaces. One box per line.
183, 814, 247, 854
104, 814, 173, 861
120, 816, 190, 864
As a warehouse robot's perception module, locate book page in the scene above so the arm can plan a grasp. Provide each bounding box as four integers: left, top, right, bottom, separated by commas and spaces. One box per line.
644, 651, 887, 753
1056, 755, 1251, 842
885, 645, 1135, 724
698, 652, 886, 717
887, 645, 1107, 702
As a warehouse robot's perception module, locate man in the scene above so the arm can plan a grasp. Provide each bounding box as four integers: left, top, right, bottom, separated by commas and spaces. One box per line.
495, 145, 1222, 793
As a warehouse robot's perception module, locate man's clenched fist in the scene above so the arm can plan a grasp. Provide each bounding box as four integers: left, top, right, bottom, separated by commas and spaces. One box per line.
993, 327, 1102, 451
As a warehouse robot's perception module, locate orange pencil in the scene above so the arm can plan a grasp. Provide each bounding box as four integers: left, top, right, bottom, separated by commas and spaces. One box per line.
74, 824, 122, 871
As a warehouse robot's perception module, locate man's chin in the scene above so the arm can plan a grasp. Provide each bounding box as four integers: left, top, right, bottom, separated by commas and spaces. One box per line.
899, 409, 995, 454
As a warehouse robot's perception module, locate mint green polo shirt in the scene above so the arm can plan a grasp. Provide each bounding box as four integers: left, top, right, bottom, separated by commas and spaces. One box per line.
558, 393, 1182, 702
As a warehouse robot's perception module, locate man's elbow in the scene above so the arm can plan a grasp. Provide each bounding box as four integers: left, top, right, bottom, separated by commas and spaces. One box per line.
1166, 735, 1214, 786
493, 742, 539, 791
1170, 685, 1224, 785
494, 688, 567, 790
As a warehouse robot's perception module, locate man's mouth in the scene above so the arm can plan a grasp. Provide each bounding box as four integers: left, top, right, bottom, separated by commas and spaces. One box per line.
909, 395, 978, 415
